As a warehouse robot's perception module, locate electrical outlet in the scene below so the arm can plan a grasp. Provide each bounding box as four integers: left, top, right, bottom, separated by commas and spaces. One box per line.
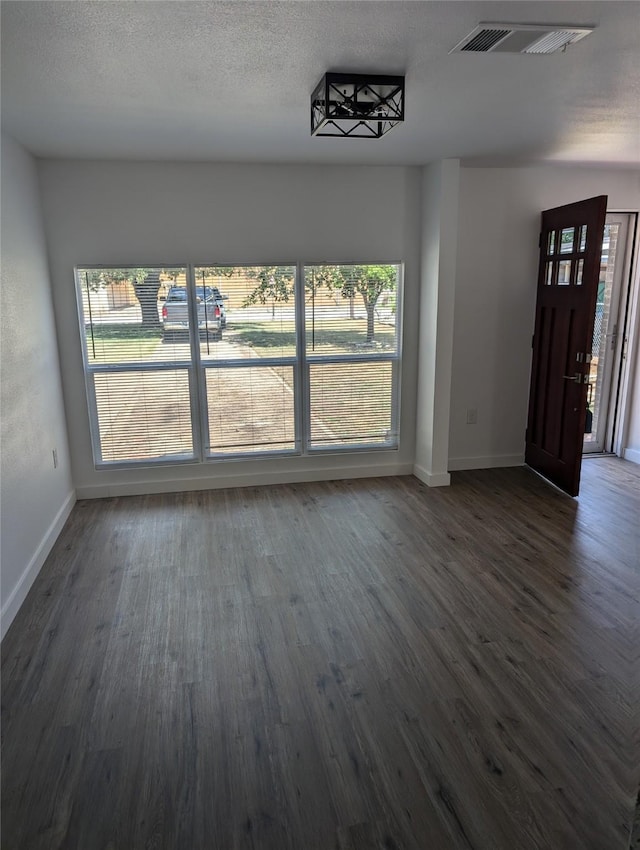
52, 448, 58, 468
466, 408, 478, 425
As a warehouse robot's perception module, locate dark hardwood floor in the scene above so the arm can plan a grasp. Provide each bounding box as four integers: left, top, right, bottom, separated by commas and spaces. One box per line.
2, 458, 639, 849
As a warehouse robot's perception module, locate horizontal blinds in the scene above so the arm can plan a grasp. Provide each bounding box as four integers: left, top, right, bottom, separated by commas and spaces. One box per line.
205, 365, 295, 454
94, 370, 194, 462
197, 265, 298, 456
195, 265, 296, 363
304, 264, 398, 356
309, 361, 394, 447
304, 263, 399, 450
81, 268, 191, 365
79, 267, 196, 464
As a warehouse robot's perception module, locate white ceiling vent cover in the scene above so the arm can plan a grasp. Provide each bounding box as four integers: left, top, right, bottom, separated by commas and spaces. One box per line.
450, 23, 594, 55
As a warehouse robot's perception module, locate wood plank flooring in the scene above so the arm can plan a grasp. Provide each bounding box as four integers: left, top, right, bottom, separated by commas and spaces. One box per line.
2, 458, 639, 849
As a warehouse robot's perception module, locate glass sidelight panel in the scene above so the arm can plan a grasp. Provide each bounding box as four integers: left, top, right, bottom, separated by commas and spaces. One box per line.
545, 261, 554, 286
584, 222, 622, 449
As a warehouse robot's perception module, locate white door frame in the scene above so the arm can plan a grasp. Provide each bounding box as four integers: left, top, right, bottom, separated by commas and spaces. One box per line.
610, 212, 640, 458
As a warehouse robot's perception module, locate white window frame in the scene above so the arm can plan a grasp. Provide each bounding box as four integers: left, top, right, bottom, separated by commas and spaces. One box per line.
300, 262, 403, 454
76, 262, 403, 468
77, 265, 202, 469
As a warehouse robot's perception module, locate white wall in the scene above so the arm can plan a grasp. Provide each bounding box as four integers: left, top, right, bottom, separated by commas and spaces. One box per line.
625, 373, 640, 464
33, 158, 639, 516
1, 134, 74, 639
450, 165, 640, 470
414, 160, 459, 486
38, 161, 422, 497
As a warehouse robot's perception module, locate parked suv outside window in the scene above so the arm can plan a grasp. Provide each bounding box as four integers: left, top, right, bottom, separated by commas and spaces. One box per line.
161, 285, 226, 340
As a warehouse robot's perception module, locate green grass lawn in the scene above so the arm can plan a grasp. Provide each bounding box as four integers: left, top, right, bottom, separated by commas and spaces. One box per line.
230, 318, 396, 357
226, 322, 296, 356
86, 317, 396, 363
85, 323, 162, 363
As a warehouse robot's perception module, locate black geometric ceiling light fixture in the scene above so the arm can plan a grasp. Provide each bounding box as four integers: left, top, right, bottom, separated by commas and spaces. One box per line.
311, 73, 405, 138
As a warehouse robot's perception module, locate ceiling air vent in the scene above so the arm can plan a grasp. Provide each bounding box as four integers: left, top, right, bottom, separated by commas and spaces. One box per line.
450, 23, 594, 55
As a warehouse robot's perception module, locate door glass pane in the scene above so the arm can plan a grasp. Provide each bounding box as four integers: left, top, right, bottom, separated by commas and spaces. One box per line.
575, 258, 584, 285
308, 361, 394, 448
547, 230, 556, 255
205, 365, 295, 454
579, 225, 587, 251
557, 259, 572, 285
560, 227, 576, 253
195, 265, 296, 362
545, 261, 554, 286
94, 370, 194, 462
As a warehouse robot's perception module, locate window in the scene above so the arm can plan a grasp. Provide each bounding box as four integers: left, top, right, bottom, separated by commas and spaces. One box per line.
196, 265, 297, 457
76, 263, 401, 466
78, 267, 196, 465
304, 264, 399, 449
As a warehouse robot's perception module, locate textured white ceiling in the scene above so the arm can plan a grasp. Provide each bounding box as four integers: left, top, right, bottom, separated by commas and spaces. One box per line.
1, 1, 639, 166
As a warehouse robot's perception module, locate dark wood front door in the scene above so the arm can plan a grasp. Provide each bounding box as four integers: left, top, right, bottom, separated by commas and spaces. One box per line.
525, 196, 607, 496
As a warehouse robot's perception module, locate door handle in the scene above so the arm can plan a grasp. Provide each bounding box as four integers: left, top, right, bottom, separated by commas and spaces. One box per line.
563, 373, 582, 383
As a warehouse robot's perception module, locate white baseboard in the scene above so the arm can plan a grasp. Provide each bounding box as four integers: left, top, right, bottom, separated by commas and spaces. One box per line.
412, 464, 451, 487
1, 490, 76, 641
447, 454, 525, 471
75, 462, 414, 500
622, 447, 640, 465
